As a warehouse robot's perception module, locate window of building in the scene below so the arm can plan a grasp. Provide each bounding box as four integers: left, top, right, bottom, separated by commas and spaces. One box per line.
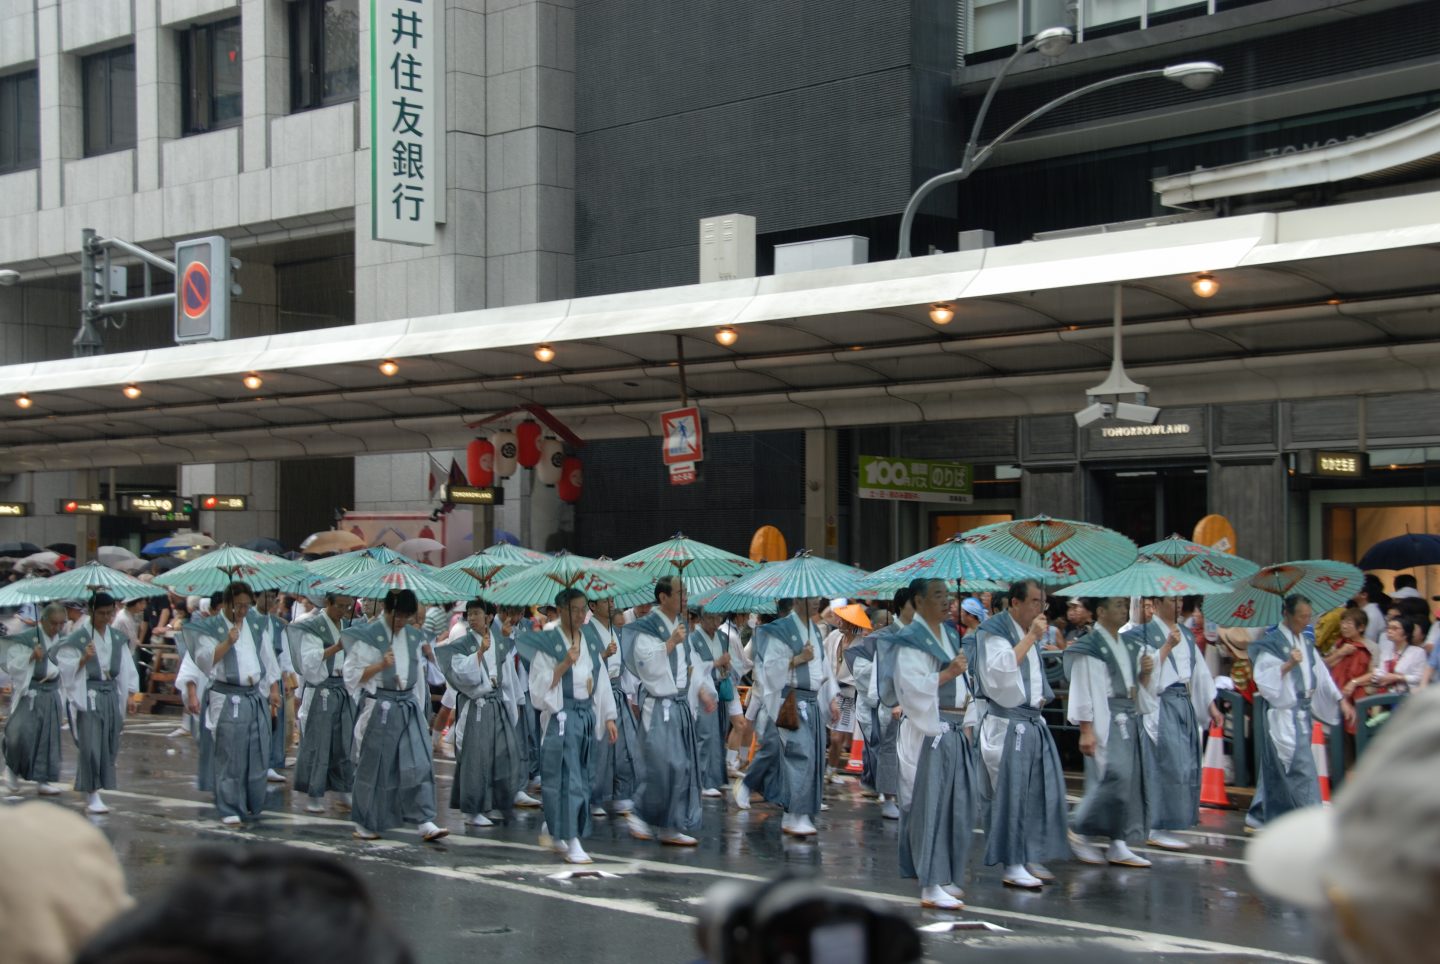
82, 46, 137, 156
290, 0, 360, 113
182, 18, 243, 135
0, 70, 40, 175
964, 0, 1259, 58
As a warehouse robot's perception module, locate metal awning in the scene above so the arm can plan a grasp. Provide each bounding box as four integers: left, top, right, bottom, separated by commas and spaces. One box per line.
1, 191, 1438, 469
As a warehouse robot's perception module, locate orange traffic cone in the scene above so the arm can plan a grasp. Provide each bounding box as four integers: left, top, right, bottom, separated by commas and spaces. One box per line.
844, 732, 865, 774
1199, 723, 1232, 809
1312, 720, 1331, 804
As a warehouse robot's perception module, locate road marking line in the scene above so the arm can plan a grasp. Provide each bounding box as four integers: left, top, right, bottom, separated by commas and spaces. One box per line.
106, 788, 1315, 962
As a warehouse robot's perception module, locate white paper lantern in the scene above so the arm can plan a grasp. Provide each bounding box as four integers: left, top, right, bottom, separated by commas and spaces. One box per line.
536, 437, 564, 485
492, 430, 518, 478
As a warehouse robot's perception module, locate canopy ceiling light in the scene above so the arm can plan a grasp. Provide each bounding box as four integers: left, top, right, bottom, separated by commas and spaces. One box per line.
929, 303, 955, 325
534, 343, 556, 363
15, 393, 32, 409
122, 383, 142, 400
378, 359, 400, 376
1192, 272, 1220, 298
715, 326, 738, 346
242, 373, 263, 390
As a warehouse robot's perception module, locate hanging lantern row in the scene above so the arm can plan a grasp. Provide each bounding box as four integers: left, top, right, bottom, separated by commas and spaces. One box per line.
463, 426, 583, 503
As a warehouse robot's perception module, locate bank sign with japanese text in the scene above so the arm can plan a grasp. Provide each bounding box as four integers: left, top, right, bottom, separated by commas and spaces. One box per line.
858, 456, 973, 504
372, 0, 443, 245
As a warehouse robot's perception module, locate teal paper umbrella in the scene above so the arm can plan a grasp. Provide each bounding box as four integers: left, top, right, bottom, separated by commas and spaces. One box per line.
696, 578, 779, 615
713, 551, 867, 602
615, 533, 761, 581
440, 543, 547, 592
305, 546, 411, 581
962, 515, 1138, 587
1202, 559, 1364, 628
1140, 534, 1260, 583
154, 545, 308, 596
482, 551, 654, 608
6, 561, 167, 602
860, 536, 1048, 595
0, 576, 50, 607
1060, 560, 1234, 599
312, 558, 468, 605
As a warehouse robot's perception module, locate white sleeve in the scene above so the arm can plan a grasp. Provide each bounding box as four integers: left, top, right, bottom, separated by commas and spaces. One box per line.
894, 646, 941, 738
977, 630, 1027, 708
1252, 651, 1293, 708
118, 641, 140, 698
1398, 648, 1427, 689
54, 646, 86, 712
1136, 646, 1160, 716
451, 647, 492, 699
1066, 657, 1102, 725
260, 638, 282, 690
852, 655, 876, 709
1189, 643, 1218, 719
688, 647, 717, 707
174, 652, 207, 694
632, 632, 674, 694
191, 633, 222, 677
759, 644, 790, 721
1311, 658, 1342, 725
815, 650, 839, 710
342, 642, 380, 701
298, 634, 329, 686
593, 668, 617, 736
529, 651, 563, 716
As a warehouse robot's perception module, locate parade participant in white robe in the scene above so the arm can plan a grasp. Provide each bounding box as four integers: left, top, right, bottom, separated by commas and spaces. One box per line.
53, 593, 139, 814
972, 579, 1069, 890
893, 579, 979, 909
719, 615, 752, 778
287, 592, 355, 814
756, 597, 840, 838
687, 610, 730, 797
622, 576, 716, 846
255, 590, 295, 781
342, 589, 450, 842
1124, 595, 1223, 851
526, 588, 618, 863
589, 595, 642, 817
173, 650, 214, 789
182, 582, 282, 825
2, 603, 68, 796
867, 586, 914, 819
1065, 596, 1159, 868
435, 600, 523, 827
1247, 594, 1351, 831
734, 612, 787, 811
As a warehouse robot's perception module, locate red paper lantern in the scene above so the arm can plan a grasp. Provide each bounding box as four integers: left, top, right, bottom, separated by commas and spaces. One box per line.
558, 456, 583, 503
536, 438, 564, 485
516, 419, 542, 468
466, 438, 494, 487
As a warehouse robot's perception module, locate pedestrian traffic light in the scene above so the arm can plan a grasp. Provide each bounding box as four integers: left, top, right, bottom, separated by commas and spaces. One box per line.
174, 236, 233, 344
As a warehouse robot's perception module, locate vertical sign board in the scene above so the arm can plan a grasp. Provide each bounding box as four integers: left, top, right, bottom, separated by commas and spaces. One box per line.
372, 0, 442, 245
174, 236, 231, 343
660, 407, 703, 486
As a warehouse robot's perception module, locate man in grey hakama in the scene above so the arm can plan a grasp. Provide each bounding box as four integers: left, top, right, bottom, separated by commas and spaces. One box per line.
621, 576, 716, 846
688, 612, 731, 796
181, 582, 282, 825
588, 596, 642, 816
257, 591, 294, 781
893, 579, 979, 909
436, 600, 524, 827
1065, 596, 1158, 868
865, 586, 914, 819
734, 614, 787, 811
972, 580, 1069, 889
1246, 594, 1350, 830
55, 594, 140, 814
1123, 595, 1223, 851
1, 604, 68, 795
342, 589, 450, 842
756, 598, 840, 838
287, 592, 356, 814
524, 588, 618, 864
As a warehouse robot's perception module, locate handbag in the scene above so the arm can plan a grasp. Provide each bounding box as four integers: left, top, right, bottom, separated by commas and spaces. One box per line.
776, 690, 801, 730
717, 677, 736, 703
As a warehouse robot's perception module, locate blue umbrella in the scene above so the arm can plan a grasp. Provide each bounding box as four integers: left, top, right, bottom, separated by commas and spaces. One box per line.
1357, 533, 1440, 572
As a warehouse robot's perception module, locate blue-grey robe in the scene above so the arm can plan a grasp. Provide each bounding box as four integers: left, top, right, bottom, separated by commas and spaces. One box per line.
287, 614, 356, 797
756, 613, 838, 819
1, 628, 65, 784
1247, 627, 1340, 826
623, 611, 709, 833
1123, 618, 1211, 831
55, 624, 139, 793
437, 628, 524, 817
589, 619, 644, 808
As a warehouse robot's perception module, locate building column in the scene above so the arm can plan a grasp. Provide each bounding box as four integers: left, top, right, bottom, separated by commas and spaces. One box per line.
804, 429, 838, 559
1209, 458, 1287, 565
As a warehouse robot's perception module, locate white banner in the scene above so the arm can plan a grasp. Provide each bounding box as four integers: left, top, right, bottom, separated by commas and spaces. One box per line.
371, 0, 440, 245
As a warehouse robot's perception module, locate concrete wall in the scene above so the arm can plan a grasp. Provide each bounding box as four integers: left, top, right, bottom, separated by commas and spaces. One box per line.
179, 460, 279, 545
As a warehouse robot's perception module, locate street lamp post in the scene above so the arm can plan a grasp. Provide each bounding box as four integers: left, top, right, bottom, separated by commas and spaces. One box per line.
895, 32, 1223, 259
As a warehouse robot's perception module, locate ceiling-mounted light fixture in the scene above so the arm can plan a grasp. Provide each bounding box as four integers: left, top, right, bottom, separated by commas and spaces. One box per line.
242, 373, 263, 390
929, 303, 955, 325
1191, 273, 1219, 298
534, 343, 556, 363
122, 383, 142, 400
15, 393, 32, 409
378, 359, 400, 376
715, 326, 738, 347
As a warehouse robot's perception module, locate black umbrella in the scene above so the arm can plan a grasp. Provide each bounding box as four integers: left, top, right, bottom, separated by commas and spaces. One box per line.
241, 538, 286, 555
1358, 533, 1440, 571
46, 542, 78, 557
148, 555, 185, 573
0, 541, 43, 558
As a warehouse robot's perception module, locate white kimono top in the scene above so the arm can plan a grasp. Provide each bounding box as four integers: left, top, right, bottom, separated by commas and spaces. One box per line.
1065, 625, 1158, 771
193, 615, 282, 729
894, 617, 977, 809
528, 627, 618, 740
55, 625, 139, 717
1142, 615, 1217, 744
1253, 625, 1341, 767
758, 612, 839, 725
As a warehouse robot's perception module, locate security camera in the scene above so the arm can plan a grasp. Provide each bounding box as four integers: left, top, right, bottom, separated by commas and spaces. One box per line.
1115, 401, 1161, 424
1074, 402, 1113, 427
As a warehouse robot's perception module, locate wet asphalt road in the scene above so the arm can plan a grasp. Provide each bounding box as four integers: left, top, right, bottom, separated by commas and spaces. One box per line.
4, 717, 1327, 963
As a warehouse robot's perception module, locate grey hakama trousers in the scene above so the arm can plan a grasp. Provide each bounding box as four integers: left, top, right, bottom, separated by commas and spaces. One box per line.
857, 702, 876, 791
900, 711, 978, 888
451, 694, 524, 817
540, 697, 597, 840
1248, 697, 1319, 827
694, 696, 727, 791
293, 677, 355, 797
743, 714, 788, 806
210, 682, 272, 820
521, 702, 543, 782
192, 684, 215, 792
870, 705, 901, 796
983, 704, 1069, 867
352, 689, 438, 832
637, 695, 704, 833
3, 679, 63, 783
1148, 684, 1202, 830
1071, 697, 1149, 844
777, 689, 825, 818
268, 670, 290, 770
592, 680, 643, 808
74, 679, 123, 792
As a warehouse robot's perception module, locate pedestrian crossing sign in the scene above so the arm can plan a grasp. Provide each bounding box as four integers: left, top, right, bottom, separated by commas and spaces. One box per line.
660, 407, 703, 465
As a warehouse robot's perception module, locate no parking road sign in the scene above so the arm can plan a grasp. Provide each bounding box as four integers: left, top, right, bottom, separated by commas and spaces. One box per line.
174, 235, 232, 343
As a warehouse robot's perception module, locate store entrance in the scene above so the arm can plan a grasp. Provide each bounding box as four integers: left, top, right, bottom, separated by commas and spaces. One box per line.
1090, 464, 1208, 547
